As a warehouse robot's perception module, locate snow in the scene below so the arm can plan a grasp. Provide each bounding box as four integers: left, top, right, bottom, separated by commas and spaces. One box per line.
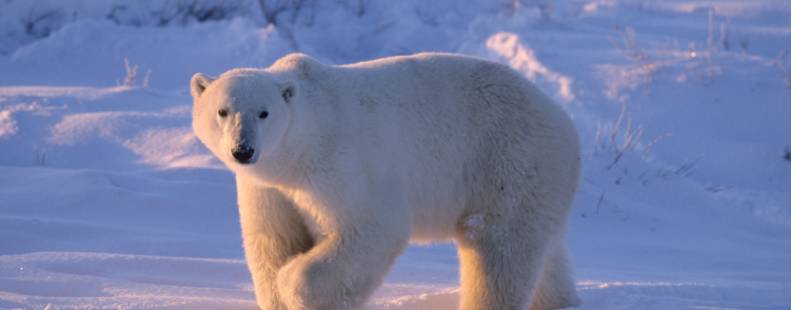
486, 32, 576, 102
1, 0, 790, 309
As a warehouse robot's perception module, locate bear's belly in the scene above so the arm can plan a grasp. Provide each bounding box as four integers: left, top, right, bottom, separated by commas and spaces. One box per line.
389, 151, 470, 242
405, 186, 466, 242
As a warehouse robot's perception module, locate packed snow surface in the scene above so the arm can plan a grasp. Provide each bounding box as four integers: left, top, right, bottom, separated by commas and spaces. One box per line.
1, 0, 790, 309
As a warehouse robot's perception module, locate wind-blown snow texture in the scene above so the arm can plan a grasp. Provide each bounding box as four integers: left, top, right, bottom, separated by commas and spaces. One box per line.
1, 0, 790, 309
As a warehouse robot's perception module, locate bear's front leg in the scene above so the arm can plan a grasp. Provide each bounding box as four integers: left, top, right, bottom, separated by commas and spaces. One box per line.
275, 188, 410, 310
237, 177, 314, 310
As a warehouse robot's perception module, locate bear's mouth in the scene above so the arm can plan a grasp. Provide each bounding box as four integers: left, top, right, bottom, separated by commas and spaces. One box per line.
235, 157, 256, 165
231, 145, 257, 164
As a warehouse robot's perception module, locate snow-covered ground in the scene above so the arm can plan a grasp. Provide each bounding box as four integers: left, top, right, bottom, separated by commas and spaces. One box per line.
1, 0, 790, 309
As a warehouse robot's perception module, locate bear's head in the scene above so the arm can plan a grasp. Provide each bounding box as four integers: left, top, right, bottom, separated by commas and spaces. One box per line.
190, 70, 296, 176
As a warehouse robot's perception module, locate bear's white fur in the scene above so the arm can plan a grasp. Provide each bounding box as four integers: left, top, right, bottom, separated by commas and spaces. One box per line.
191, 52, 581, 310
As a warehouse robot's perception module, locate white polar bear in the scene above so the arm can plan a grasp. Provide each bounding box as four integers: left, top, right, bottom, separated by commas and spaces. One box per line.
190, 52, 581, 310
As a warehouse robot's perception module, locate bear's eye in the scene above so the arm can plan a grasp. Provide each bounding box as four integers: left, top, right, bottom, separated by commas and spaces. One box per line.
258, 111, 269, 119
218, 109, 228, 117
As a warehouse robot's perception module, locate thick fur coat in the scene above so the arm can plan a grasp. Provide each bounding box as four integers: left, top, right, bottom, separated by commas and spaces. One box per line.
190, 52, 581, 310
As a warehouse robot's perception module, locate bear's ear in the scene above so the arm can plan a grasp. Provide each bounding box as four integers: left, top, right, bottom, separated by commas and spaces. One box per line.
280, 82, 296, 103
190, 73, 214, 99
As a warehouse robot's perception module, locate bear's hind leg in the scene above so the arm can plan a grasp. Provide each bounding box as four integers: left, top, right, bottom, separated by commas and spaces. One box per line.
455, 211, 558, 310
529, 245, 580, 310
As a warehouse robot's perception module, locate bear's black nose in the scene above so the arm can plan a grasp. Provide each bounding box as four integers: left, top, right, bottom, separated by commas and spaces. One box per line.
232, 145, 255, 164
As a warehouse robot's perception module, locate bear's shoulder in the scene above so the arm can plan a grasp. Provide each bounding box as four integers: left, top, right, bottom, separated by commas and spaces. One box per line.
218, 68, 261, 79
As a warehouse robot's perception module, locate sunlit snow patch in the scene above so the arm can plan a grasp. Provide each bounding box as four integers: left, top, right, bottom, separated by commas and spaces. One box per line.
486, 32, 575, 102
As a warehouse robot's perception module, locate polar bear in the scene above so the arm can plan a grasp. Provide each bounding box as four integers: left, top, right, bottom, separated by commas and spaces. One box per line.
190, 52, 581, 310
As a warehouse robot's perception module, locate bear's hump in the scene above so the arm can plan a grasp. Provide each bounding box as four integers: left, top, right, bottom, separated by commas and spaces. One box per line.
268, 53, 324, 76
